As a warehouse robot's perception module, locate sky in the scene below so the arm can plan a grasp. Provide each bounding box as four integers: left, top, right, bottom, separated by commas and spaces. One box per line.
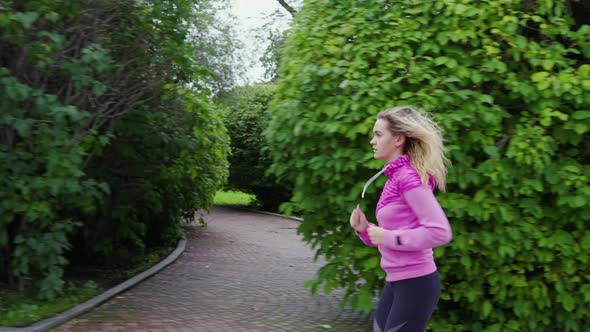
229, 0, 292, 85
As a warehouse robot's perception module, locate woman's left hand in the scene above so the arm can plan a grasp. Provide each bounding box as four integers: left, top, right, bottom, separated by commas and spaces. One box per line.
367, 226, 385, 245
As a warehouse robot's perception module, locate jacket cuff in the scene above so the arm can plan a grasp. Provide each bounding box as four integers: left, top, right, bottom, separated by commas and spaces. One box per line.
356, 226, 376, 247
382, 229, 402, 249
356, 228, 371, 243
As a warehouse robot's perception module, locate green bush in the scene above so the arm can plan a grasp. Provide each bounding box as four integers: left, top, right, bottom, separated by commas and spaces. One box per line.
0, 69, 104, 300
73, 91, 229, 265
0, 0, 114, 299
66, 0, 230, 264
266, 0, 590, 330
215, 84, 292, 212
1, 0, 230, 300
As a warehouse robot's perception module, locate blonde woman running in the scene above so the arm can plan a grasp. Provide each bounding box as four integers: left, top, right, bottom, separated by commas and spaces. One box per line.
350, 106, 453, 332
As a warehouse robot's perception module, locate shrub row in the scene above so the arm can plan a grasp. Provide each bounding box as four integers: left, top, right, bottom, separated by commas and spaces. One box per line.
266, 0, 590, 330
0, 0, 229, 300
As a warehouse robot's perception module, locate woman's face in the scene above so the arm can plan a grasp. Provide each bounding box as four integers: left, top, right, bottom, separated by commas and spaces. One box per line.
370, 119, 404, 163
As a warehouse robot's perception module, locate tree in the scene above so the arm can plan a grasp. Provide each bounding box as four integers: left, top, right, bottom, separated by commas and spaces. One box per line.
255, 0, 303, 82
276, 0, 297, 17
191, 0, 243, 93
266, 0, 590, 330
260, 28, 286, 82
1, 0, 229, 300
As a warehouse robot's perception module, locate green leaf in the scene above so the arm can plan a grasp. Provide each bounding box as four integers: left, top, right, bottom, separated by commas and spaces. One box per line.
582, 285, 590, 302
363, 256, 380, 270
569, 195, 587, 208
93, 83, 107, 96
571, 111, 590, 120
434, 56, 449, 66
560, 294, 575, 312
574, 123, 588, 134
577, 64, 590, 77
482, 300, 492, 318
460, 255, 471, 269
44, 11, 60, 23
542, 60, 554, 70
399, 91, 414, 99
531, 72, 550, 82
16, 12, 39, 29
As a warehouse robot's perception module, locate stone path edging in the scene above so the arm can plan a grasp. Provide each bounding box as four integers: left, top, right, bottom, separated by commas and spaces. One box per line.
0, 237, 187, 332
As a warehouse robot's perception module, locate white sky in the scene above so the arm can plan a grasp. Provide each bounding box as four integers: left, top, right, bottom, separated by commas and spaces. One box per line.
229, 0, 292, 85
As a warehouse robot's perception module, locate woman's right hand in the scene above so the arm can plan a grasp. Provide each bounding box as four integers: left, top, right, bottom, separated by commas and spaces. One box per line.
350, 204, 368, 232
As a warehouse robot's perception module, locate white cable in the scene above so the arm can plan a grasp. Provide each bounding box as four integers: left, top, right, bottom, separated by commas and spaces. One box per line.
361, 167, 386, 199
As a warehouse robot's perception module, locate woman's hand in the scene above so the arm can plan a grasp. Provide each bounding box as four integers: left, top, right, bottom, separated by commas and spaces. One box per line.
350, 204, 368, 232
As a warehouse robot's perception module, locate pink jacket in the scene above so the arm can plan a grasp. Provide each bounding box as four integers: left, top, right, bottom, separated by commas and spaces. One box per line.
356, 155, 452, 282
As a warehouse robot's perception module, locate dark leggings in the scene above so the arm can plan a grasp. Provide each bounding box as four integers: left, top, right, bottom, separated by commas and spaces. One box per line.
373, 271, 440, 332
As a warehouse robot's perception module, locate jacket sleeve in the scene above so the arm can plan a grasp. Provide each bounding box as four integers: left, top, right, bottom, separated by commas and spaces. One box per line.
381, 173, 452, 251
356, 223, 378, 247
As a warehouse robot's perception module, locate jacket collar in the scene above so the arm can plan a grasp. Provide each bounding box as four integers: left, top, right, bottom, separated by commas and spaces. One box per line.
384, 155, 411, 178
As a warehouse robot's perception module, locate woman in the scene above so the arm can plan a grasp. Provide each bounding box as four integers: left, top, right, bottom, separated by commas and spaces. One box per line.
350, 106, 452, 332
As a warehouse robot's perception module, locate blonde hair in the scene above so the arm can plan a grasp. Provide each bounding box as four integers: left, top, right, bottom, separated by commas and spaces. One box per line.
377, 106, 449, 191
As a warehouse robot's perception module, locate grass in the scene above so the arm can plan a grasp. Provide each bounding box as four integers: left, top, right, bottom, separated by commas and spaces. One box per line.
214, 190, 257, 206
0, 281, 98, 327
214, 190, 302, 219
0, 245, 175, 327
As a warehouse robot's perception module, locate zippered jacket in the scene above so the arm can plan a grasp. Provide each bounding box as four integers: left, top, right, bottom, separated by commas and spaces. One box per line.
356, 155, 452, 282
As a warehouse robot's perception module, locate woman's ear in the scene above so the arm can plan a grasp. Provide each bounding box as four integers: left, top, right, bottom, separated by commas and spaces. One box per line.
394, 134, 406, 148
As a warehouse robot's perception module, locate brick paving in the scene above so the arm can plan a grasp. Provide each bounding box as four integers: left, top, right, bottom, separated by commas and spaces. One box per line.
53, 206, 372, 332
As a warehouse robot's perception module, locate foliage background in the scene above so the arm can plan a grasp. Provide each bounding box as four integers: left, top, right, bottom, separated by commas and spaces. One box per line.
266, 0, 590, 330
0, 0, 230, 301
215, 83, 292, 212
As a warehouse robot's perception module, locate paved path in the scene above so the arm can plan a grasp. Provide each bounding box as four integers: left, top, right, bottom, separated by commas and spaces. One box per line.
54, 206, 372, 331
